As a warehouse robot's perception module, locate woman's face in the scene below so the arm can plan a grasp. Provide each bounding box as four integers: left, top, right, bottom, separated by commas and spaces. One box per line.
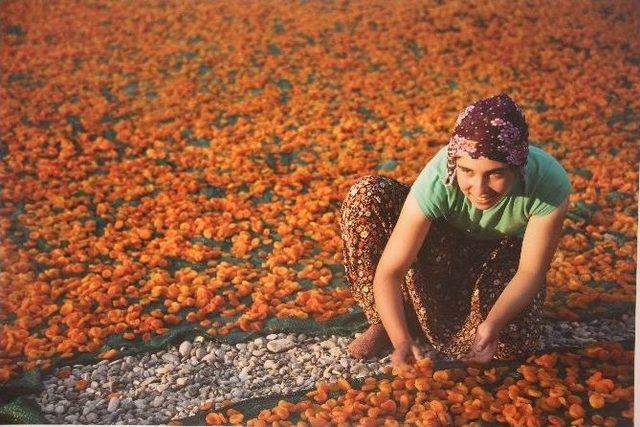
455, 155, 516, 210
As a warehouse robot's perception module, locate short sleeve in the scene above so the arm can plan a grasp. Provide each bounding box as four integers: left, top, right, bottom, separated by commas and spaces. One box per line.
528, 159, 573, 217
409, 157, 448, 221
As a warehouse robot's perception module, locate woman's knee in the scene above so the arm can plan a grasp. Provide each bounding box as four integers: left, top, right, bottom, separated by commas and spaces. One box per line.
343, 175, 404, 210
346, 175, 386, 198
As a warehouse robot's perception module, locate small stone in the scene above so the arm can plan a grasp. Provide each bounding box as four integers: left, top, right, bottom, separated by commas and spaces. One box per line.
162, 353, 179, 364
151, 395, 164, 407
279, 366, 290, 375
195, 347, 207, 359
329, 347, 343, 357
86, 413, 97, 423
176, 377, 188, 387
64, 414, 78, 424
156, 364, 173, 375
267, 338, 295, 353
266, 333, 278, 340
238, 367, 251, 380
55, 405, 65, 415
320, 340, 336, 349
134, 399, 146, 410
318, 356, 331, 365
351, 364, 367, 376
264, 360, 278, 370
179, 341, 192, 357
107, 397, 120, 412
140, 377, 157, 388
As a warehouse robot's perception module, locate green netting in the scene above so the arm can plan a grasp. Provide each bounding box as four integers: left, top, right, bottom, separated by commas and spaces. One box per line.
543, 300, 635, 320
0, 397, 47, 424
0, 371, 43, 403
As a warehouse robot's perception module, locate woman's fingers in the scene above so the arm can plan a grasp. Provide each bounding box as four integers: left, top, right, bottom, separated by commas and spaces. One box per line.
411, 345, 423, 361
391, 341, 426, 370
463, 346, 493, 365
391, 342, 423, 368
391, 347, 407, 367
461, 351, 476, 363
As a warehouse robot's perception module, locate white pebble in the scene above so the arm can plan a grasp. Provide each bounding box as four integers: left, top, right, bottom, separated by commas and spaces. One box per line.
107, 397, 120, 412
179, 341, 192, 357
266, 338, 295, 353
151, 395, 164, 407
162, 353, 179, 364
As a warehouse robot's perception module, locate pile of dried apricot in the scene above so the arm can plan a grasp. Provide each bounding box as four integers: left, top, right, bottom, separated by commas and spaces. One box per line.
0, 0, 636, 402
198, 343, 632, 426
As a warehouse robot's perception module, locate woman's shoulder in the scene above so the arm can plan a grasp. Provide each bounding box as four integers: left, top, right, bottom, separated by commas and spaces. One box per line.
425, 144, 450, 181
523, 144, 573, 199
413, 145, 449, 183
526, 144, 570, 180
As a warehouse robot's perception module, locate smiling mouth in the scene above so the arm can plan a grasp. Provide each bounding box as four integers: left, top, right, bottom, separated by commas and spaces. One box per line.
474, 195, 495, 203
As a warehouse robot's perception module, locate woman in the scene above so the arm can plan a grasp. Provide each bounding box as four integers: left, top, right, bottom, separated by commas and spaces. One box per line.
340, 93, 572, 368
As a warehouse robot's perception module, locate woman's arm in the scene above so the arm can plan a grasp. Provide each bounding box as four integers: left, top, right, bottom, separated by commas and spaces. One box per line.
463, 196, 570, 364
373, 193, 432, 348
483, 196, 570, 331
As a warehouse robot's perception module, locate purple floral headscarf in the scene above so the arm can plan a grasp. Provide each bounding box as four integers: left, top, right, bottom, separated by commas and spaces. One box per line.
444, 93, 529, 189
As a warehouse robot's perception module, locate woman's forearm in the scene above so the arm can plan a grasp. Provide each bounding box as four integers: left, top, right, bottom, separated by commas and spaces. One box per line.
373, 272, 413, 348
484, 269, 546, 333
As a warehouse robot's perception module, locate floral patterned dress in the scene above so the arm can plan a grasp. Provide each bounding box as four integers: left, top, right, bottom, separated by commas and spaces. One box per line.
339, 175, 545, 360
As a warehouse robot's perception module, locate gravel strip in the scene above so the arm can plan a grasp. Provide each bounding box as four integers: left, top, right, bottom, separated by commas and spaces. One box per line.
36, 315, 634, 424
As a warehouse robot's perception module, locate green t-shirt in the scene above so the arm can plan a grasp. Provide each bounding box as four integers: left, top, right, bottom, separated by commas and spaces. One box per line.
409, 144, 573, 240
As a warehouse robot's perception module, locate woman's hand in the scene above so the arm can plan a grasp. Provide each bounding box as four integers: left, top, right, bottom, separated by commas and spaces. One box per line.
461, 322, 499, 365
391, 339, 423, 369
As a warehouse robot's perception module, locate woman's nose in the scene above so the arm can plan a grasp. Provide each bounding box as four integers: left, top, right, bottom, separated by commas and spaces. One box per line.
472, 175, 489, 192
